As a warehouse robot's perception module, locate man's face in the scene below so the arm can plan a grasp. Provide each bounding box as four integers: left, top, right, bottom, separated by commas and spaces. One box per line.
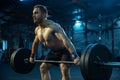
32, 8, 42, 24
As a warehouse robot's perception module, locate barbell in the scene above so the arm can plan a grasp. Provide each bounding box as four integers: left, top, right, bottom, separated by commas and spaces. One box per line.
10, 43, 120, 80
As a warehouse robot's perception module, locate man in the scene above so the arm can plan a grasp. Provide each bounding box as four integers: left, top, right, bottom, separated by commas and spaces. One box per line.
29, 5, 80, 80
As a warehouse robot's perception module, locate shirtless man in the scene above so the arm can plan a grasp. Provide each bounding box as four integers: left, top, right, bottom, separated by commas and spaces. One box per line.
29, 5, 80, 80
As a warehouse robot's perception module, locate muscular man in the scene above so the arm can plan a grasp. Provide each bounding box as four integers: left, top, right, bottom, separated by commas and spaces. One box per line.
29, 5, 80, 80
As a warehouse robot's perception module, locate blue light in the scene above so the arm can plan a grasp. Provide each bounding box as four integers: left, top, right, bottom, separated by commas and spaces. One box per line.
72, 9, 81, 14
20, 0, 24, 1
20, 0, 28, 2
2, 40, 7, 50
117, 20, 120, 27
73, 20, 84, 31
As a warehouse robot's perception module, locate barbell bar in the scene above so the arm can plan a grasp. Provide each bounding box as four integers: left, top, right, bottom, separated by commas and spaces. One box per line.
10, 43, 120, 80
35, 60, 74, 64
94, 61, 120, 68
24, 58, 74, 64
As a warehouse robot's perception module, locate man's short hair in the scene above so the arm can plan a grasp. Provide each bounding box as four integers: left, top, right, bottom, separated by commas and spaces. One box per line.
34, 5, 48, 14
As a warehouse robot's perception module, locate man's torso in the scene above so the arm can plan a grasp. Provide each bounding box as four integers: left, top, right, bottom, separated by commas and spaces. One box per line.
36, 20, 64, 50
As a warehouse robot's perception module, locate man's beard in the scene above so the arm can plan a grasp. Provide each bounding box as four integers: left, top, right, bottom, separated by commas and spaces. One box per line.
33, 18, 43, 24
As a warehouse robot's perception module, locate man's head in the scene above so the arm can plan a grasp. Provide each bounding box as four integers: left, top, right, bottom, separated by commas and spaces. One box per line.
32, 5, 48, 24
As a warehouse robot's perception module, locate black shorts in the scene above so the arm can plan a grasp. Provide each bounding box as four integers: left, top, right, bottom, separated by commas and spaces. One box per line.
45, 48, 72, 66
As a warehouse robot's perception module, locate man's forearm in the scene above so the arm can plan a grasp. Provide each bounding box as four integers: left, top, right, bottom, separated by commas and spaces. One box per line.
64, 40, 78, 58
65, 41, 76, 54
31, 42, 39, 57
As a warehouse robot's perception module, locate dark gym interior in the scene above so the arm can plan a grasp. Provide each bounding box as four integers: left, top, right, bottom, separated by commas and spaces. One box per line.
0, 0, 120, 80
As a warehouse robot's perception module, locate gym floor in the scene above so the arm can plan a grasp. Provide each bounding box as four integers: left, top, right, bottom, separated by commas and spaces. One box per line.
0, 63, 120, 80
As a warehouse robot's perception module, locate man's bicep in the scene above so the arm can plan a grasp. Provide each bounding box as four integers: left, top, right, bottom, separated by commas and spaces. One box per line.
53, 23, 70, 43
54, 23, 75, 54
55, 27, 69, 42
34, 27, 39, 43
33, 36, 39, 43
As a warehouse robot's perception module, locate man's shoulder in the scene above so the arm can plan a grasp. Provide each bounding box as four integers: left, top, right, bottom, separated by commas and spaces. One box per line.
47, 20, 55, 25
34, 26, 39, 34
47, 20, 61, 28
35, 26, 39, 31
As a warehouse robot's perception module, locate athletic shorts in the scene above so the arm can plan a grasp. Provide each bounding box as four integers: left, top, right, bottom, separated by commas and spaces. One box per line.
45, 48, 72, 66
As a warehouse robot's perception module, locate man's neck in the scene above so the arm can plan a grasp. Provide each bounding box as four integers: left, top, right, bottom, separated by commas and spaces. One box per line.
38, 19, 48, 29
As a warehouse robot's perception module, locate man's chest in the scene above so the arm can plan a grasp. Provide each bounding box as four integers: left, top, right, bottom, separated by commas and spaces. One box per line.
37, 28, 54, 42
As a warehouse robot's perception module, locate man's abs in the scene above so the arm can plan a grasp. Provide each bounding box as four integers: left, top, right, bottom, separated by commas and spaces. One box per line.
43, 39, 65, 50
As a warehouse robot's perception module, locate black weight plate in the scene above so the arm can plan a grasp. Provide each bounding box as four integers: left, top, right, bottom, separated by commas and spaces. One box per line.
10, 48, 35, 74
84, 44, 113, 80
80, 44, 94, 79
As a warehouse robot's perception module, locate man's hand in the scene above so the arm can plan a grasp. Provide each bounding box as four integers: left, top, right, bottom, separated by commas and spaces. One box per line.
29, 54, 35, 63
73, 57, 80, 66
71, 52, 80, 66
29, 57, 34, 63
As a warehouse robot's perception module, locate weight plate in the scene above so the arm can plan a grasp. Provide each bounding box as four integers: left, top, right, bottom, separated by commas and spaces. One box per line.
84, 44, 113, 80
10, 48, 35, 74
80, 44, 93, 79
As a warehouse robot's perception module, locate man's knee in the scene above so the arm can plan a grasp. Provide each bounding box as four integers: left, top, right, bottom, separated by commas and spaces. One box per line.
40, 63, 49, 73
60, 64, 70, 74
